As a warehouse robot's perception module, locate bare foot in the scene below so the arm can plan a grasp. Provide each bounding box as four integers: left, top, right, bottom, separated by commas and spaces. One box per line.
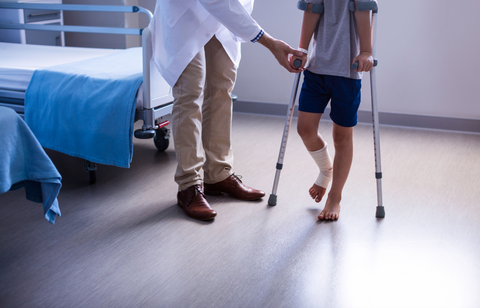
318, 197, 341, 220
309, 183, 326, 203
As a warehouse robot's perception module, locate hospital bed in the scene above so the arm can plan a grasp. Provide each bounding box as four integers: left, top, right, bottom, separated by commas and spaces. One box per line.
0, 3, 173, 184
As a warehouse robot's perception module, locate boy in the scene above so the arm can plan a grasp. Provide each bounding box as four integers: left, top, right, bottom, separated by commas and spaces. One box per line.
291, 0, 374, 220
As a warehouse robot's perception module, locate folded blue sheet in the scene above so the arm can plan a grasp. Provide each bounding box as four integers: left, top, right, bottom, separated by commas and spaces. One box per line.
0, 107, 62, 224
25, 47, 143, 168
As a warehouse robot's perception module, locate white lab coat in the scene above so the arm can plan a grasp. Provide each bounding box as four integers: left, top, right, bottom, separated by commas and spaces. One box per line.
148, 0, 262, 87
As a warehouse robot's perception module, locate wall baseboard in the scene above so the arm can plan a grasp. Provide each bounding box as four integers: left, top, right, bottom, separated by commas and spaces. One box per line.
233, 101, 480, 134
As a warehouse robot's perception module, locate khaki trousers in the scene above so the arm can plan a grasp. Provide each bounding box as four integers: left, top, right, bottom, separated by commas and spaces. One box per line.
172, 36, 237, 191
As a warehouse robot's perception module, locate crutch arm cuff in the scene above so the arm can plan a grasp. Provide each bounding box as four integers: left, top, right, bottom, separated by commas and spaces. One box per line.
297, 1, 324, 14
297, 0, 308, 11
349, 1, 378, 13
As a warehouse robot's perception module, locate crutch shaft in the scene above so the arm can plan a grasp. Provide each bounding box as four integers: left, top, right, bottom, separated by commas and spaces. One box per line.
369, 10, 385, 217
371, 67, 383, 204
268, 72, 302, 206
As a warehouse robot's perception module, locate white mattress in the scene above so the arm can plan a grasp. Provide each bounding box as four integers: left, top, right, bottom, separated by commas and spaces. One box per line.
0, 42, 147, 109
0, 42, 118, 91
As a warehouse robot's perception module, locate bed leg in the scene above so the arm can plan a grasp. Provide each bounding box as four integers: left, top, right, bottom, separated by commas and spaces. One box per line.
84, 160, 97, 185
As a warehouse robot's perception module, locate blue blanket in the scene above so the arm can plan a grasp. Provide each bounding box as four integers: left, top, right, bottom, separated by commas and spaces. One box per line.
25, 47, 143, 168
0, 107, 62, 224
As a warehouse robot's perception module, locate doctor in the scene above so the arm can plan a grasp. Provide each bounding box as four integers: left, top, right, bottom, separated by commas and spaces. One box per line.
149, 0, 303, 221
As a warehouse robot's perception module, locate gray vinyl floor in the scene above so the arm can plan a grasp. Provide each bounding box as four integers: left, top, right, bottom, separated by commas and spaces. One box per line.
1, 113, 480, 308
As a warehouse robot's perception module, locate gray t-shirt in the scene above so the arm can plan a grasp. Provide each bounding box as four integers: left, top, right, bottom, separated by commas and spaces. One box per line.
306, 0, 372, 80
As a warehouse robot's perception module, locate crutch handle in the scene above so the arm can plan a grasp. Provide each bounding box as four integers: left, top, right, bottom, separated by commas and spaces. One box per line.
352, 59, 378, 70
293, 58, 302, 68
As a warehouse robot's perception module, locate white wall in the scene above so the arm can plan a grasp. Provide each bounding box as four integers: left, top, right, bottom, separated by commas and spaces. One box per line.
234, 0, 480, 120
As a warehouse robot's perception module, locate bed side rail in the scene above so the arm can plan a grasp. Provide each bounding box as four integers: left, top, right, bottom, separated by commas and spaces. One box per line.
0, 3, 152, 35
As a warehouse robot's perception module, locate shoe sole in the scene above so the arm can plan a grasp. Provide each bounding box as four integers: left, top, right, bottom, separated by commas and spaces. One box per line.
204, 190, 264, 201
177, 202, 216, 221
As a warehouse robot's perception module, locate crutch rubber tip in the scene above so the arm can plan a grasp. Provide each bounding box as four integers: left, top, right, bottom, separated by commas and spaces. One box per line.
375, 206, 385, 218
268, 194, 277, 206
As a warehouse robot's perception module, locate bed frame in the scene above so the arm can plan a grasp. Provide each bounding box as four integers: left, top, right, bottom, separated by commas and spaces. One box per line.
0, 3, 173, 184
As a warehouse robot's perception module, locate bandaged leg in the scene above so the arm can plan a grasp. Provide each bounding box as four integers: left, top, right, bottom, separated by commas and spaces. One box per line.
309, 144, 333, 188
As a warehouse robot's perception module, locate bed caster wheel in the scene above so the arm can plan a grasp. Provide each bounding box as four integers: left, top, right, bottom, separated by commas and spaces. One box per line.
154, 127, 170, 151
85, 160, 97, 185
134, 128, 155, 139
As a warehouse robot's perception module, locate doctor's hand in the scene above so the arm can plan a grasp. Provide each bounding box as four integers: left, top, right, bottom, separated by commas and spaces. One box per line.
258, 32, 304, 73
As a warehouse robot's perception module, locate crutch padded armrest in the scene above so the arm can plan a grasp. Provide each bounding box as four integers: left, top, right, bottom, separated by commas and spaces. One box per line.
297, 0, 309, 11
311, 4, 324, 14
297, 1, 324, 14
349, 1, 378, 13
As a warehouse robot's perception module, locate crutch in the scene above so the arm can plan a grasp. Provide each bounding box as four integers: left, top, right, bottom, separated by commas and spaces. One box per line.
370, 3, 385, 218
268, 0, 321, 207
351, 1, 385, 218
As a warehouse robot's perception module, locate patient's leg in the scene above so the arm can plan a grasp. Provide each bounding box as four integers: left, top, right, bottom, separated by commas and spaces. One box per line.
297, 111, 331, 202
318, 124, 353, 220
308, 144, 333, 202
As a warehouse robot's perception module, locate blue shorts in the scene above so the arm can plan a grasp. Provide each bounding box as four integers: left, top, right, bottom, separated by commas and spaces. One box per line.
298, 70, 362, 127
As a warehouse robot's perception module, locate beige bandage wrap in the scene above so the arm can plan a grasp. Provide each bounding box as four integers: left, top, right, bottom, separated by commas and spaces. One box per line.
308, 144, 333, 188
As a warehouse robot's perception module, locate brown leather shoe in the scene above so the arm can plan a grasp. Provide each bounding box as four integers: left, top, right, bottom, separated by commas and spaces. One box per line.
204, 174, 265, 201
177, 185, 216, 220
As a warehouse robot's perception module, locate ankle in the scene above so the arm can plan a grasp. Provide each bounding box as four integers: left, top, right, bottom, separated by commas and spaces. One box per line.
327, 191, 342, 203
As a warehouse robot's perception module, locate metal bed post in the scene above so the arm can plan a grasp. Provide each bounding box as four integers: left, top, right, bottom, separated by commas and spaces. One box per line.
134, 26, 154, 138
134, 26, 171, 151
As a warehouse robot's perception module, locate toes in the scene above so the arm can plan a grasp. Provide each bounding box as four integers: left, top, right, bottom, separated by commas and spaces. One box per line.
310, 186, 324, 202
328, 212, 338, 220
320, 211, 339, 220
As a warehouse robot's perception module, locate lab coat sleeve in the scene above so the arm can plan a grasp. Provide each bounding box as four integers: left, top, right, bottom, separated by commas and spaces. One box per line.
198, 0, 262, 42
